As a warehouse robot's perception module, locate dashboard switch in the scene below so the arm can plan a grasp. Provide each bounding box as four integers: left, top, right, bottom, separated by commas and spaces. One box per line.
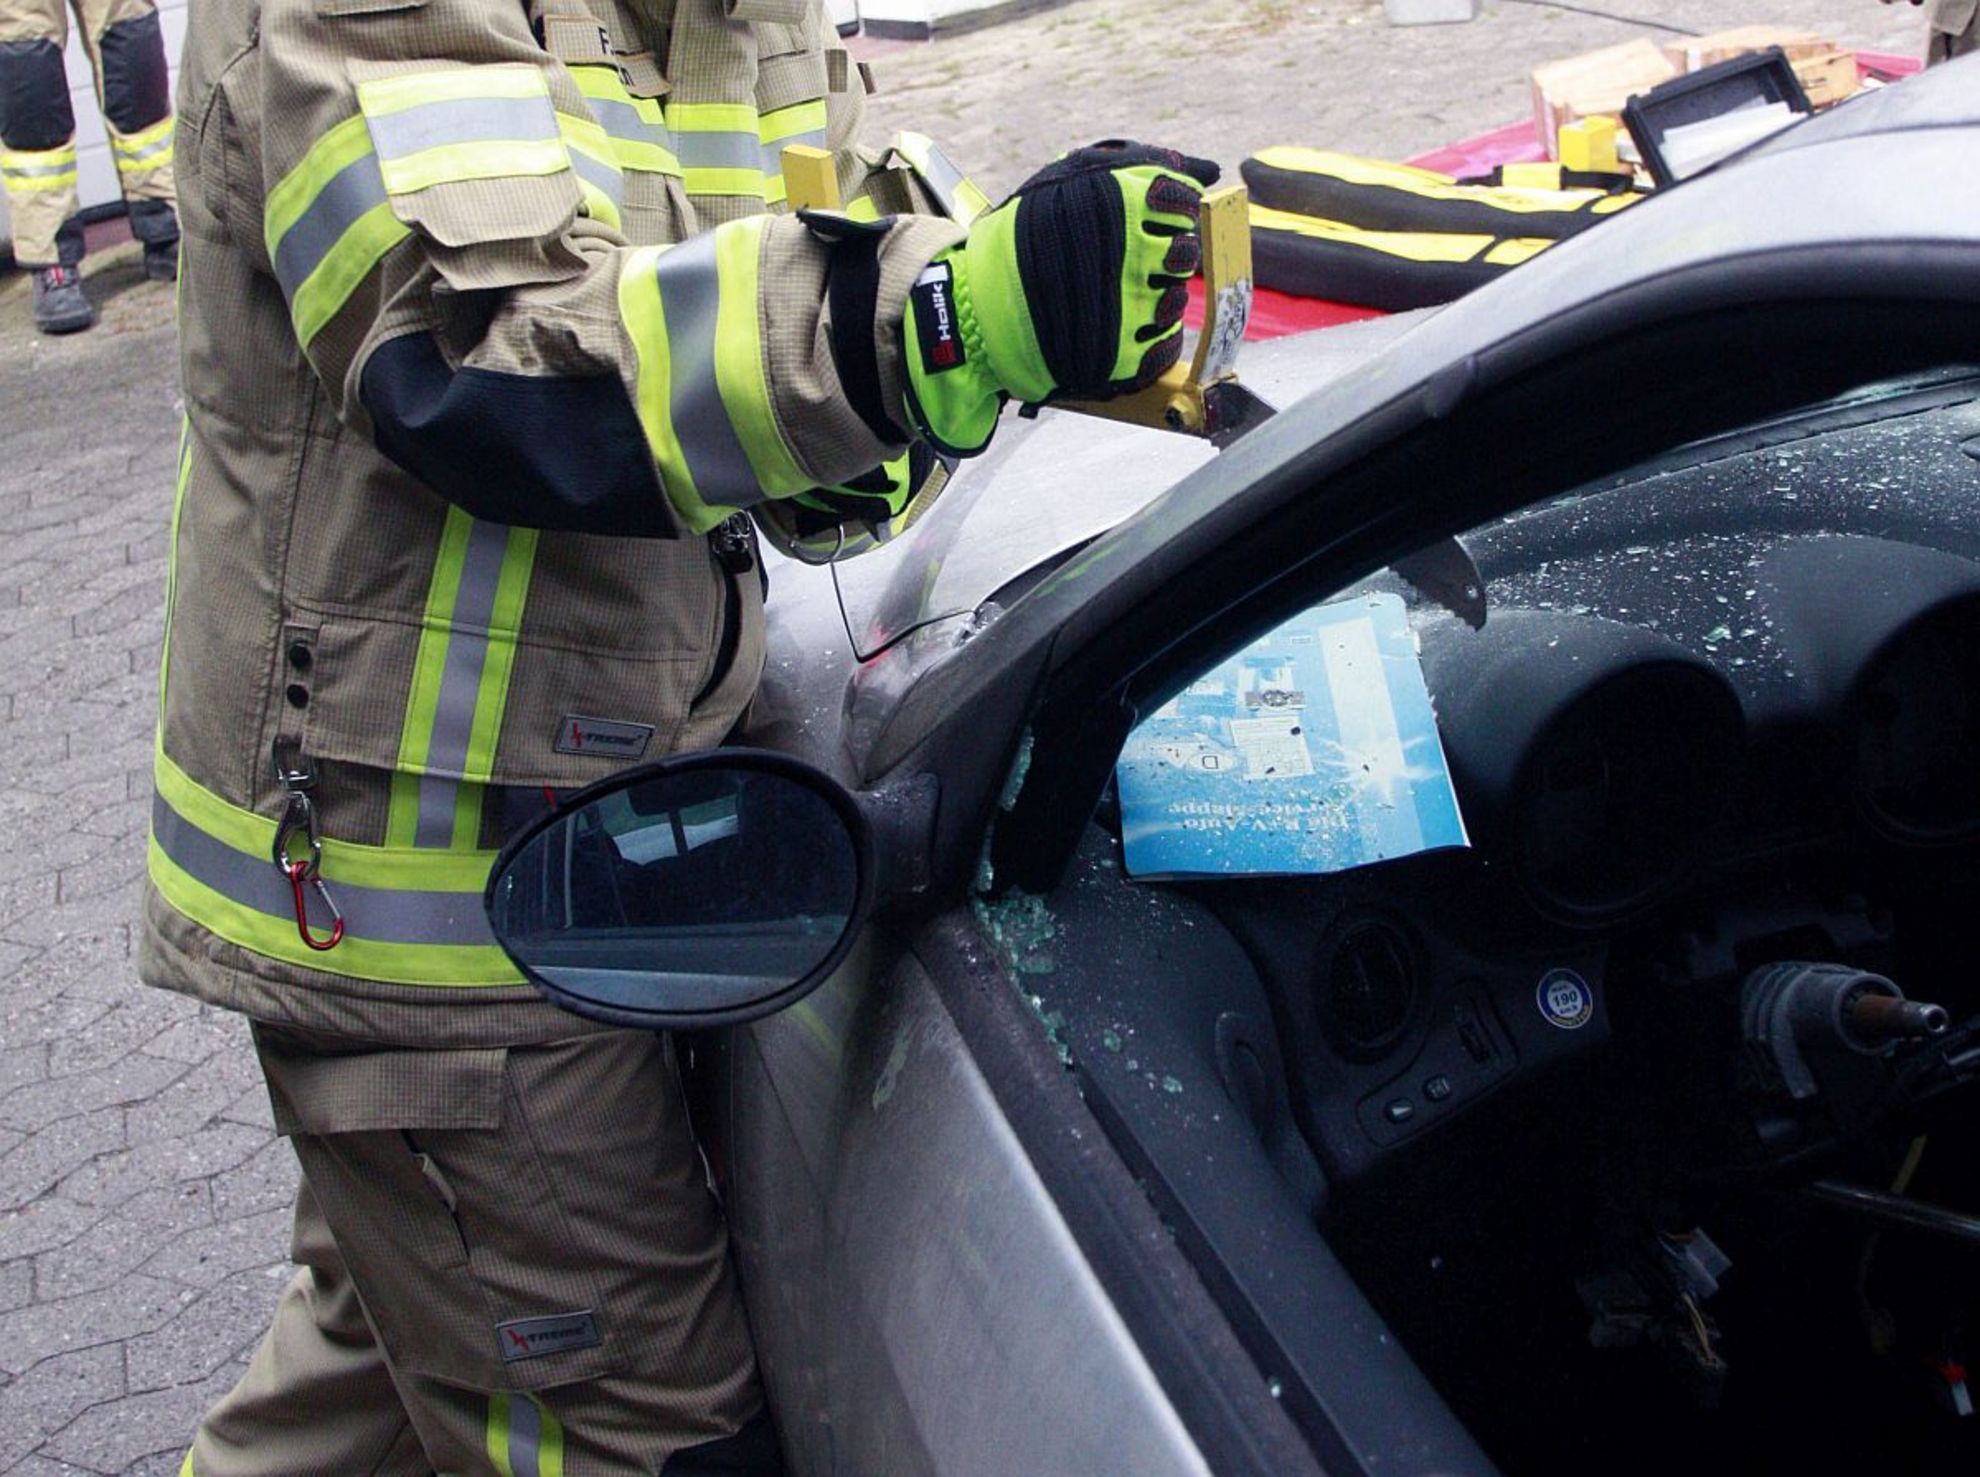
1384, 1098, 1416, 1125
1424, 1075, 1453, 1103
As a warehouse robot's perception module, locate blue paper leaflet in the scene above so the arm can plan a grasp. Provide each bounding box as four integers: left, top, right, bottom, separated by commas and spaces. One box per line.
1116, 592, 1469, 879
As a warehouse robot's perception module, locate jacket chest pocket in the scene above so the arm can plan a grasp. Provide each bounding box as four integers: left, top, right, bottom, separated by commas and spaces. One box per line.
290, 517, 730, 816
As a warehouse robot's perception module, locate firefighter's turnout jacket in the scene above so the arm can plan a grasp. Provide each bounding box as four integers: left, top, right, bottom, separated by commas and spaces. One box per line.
143, 0, 970, 1044
0, 0, 177, 265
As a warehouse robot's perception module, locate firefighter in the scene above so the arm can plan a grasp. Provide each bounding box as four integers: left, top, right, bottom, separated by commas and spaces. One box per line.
147, 0, 1214, 1468
1884, 0, 1979, 63
0, 0, 177, 332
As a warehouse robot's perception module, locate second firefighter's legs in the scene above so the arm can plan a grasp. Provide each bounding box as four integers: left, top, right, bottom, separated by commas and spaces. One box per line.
72, 0, 176, 278
0, 0, 91, 330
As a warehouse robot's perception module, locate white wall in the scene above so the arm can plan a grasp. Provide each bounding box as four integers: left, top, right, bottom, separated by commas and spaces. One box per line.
1, 0, 189, 249
852, 0, 1055, 37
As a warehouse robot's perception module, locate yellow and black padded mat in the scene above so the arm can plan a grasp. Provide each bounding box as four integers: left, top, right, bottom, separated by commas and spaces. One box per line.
1241, 147, 1639, 242
1249, 206, 1552, 312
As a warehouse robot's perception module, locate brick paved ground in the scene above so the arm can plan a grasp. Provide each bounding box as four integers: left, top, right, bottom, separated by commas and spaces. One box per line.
0, 1, 1940, 1470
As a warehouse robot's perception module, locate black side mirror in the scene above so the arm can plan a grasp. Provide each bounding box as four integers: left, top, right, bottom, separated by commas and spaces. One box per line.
484, 750, 873, 1029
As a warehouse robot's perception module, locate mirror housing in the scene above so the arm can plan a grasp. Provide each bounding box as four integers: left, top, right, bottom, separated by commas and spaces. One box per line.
484, 750, 875, 1030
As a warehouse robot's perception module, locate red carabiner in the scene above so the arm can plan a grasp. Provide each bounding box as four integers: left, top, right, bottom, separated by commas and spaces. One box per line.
287, 859, 346, 951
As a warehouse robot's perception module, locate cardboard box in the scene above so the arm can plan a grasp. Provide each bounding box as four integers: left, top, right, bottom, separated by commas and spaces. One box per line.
1661, 27, 1859, 108
1531, 39, 1680, 159
1789, 50, 1860, 107
1664, 26, 1835, 71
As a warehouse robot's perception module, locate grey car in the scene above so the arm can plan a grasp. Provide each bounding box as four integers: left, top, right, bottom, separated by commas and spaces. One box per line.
487, 62, 1980, 1475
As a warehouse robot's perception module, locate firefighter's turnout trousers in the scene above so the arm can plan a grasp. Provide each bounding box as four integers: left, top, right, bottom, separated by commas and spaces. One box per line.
0, 0, 175, 265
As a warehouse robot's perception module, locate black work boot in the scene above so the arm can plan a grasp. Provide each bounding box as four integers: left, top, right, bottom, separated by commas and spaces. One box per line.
129, 199, 180, 283
31, 265, 95, 335
142, 236, 179, 282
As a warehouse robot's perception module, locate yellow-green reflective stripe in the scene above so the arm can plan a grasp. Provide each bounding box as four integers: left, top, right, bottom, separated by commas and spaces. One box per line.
571, 67, 681, 175
355, 68, 565, 195
390, 509, 467, 849
113, 116, 175, 167
266, 116, 410, 345
359, 65, 550, 116
376, 136, 569, 197
759, 101, 828, 203
558, 113, 625, 228
148, 836, 520, 986
846, 195, 881, 222
488, 1394, 565, 1477
292, 203, 407, 347
147, 753, 521, 985
115, 146, 172, 175
464, 529, 537, 784
576, 178, 622, 230
267, 115, 373, 255
157, 422, 193, 726
681, 166, 765, 200
619, 244, 715, 531
0, 144, 76, 171
759, 100, 827, 146
2, 170, 77, 191
387, 513, 538, 850
673, 100, 766, 199
896, 132, 990, 225
1, 144, 79, 190
177, 1454, 195, 1477
712, 217, 807, 497
156, 747, 495, 891
636, 223, 805, 525
669, 101, 758, 134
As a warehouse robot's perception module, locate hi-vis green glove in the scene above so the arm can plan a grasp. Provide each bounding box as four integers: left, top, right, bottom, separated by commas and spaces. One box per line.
901, 141, 1221, 456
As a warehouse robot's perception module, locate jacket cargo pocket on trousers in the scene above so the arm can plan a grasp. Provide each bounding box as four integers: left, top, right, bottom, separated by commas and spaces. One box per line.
257, 1031, 625, 1392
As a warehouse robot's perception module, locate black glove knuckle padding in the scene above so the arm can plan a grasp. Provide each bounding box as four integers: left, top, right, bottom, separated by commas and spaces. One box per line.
1133, 329, 1185, 390
1162, 233, 1202, 279
1009, 139, 1221, 400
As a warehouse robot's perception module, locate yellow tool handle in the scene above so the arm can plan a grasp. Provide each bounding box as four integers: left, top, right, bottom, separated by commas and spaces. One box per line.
781, 144, 842, 213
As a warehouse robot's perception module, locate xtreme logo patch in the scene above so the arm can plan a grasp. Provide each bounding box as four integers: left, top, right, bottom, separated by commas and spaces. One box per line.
555, 715, 655, 757
911, 261, 965, 374
496, 1311, 603, 1361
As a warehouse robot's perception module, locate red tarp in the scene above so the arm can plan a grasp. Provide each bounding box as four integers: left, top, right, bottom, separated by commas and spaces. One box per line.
1188, 51, 1923, 342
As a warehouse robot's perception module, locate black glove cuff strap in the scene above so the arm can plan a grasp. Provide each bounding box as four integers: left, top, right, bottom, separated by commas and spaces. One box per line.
811, 212, 910, 447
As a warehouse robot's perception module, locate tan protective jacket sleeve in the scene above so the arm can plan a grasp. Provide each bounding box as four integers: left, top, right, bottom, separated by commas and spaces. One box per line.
254, 0, 961, 537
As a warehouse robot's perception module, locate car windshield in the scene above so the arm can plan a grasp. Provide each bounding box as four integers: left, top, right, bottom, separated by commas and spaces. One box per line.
1111, 365, 1980, 887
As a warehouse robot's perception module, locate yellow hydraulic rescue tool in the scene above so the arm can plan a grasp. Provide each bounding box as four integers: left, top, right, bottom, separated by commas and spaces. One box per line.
781, 145, 1274, 448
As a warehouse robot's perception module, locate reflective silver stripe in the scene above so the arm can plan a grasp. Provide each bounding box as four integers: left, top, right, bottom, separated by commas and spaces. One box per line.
674, 130, 762, 172
366, 96, 559, 163
509, 1397, 543, 1477
912, 141, 968, 217
273, 153, 388, 304
151, 793, 494, 946
759, 128, 826, 177
116, 134, 174, 166
584, 95, 675, 158
653, 234, 761, 508
2, 158, 77, 181
569, 149, 625, 212
416, 518, 511, 847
